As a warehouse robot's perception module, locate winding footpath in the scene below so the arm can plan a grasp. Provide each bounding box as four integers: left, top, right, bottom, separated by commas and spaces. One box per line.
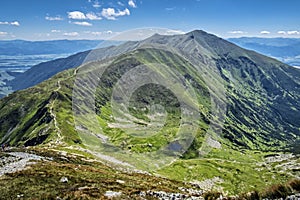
49, 80, 63, 144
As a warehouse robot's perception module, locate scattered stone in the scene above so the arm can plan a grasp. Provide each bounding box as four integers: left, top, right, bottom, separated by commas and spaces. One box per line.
60, 177, 68, 183
285, 193, 300, 200
139, 191, 146, 197
116, 179, 125, 184
206, 136, 221, 149
104, 191, 122, 198
78, 186, 97, 191
144, 190, 204, 200
0, 152, 48, 176
264, 153, 294, 163
191, 177, 223, 192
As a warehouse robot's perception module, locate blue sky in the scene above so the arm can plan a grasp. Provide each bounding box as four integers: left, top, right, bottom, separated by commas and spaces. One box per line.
0, 0, 300, 40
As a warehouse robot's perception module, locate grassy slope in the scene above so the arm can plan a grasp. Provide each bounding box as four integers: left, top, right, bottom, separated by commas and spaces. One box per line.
0, 47, 300, 195
159, 146, 300, 195
0, 148, 196, 199
0, 69, 81, 146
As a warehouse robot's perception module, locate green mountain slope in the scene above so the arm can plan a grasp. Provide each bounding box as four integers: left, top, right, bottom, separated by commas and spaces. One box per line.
1, 30, 300, 194
2, 29, 300, 153
0, 69, 81, 146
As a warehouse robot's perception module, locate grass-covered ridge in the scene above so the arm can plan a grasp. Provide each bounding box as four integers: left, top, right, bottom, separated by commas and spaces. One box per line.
0, 30, 300, 195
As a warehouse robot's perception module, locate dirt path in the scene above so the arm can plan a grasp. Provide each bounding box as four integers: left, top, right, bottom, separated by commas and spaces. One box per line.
49, 80, 63, 144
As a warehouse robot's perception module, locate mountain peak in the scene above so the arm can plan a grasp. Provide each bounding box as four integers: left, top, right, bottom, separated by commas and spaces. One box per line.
186, 29, 208, 35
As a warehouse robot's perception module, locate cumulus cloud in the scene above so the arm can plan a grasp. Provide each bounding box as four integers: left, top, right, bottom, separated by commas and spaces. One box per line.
11, 21, 20, 26
277, 30, 300, 35
51, 29, 61, 33
228, 30, 245, 34
278, 31, 286, 35
45, 16, 63, 21
101, 8, 130, 20
0, 31, 8, 36
68, 11, 86, 20
0, 21, 20, 26
71, 21, 93, 26
287, 30, 300, 35
86, 12, 102, 20
68, 11, 101, 20
63, 32, 79, 36
128, 0, 137, 8
260, 30, 270, 35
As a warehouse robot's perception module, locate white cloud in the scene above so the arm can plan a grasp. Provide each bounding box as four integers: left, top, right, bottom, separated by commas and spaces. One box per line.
165, 30, 185, 35
101, 8, 130, 20
278, 31, 286, 35
45, 16, 63, 21
68, 11, 87, 20
63, 32, 79, 36
228, 30, 245, 34
0, 21, 20, 26
10, 21, 20, 26
287, 30, 300, 35
88, 31, 113, 35
68, 11, 101, 20
72, 21, 93, 26
128, 0, 137, 8
51, 29, 61, 33
260, 30, 270, 35
86, 12, 102, 20
0, 31, 8, 36
90, 31, 102, 35
277, 30, 300, 35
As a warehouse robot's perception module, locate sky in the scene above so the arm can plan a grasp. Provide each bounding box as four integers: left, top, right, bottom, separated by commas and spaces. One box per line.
0, 0, 300, 40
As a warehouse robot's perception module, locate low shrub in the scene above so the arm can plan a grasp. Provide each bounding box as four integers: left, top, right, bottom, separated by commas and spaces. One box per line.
261, 184, 291, 199
288, 179, 300, 192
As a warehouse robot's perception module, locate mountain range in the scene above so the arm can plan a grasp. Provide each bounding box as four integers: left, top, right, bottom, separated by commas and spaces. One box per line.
0, 30, 300, 196
228, 37, 300, 66
0, 40, 102, 56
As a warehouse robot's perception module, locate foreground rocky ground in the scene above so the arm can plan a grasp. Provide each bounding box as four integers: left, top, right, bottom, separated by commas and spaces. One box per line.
0, 148, 206, 199
0, 148, 300, 199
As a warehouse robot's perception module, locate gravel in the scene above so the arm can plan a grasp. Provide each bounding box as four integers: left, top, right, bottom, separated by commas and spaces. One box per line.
0, 152, 49, 176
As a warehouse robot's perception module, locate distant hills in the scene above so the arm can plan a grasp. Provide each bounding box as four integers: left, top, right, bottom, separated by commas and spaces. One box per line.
228, 37, 300, 66
0, 40, 102, 56
0, 39, 123, 98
